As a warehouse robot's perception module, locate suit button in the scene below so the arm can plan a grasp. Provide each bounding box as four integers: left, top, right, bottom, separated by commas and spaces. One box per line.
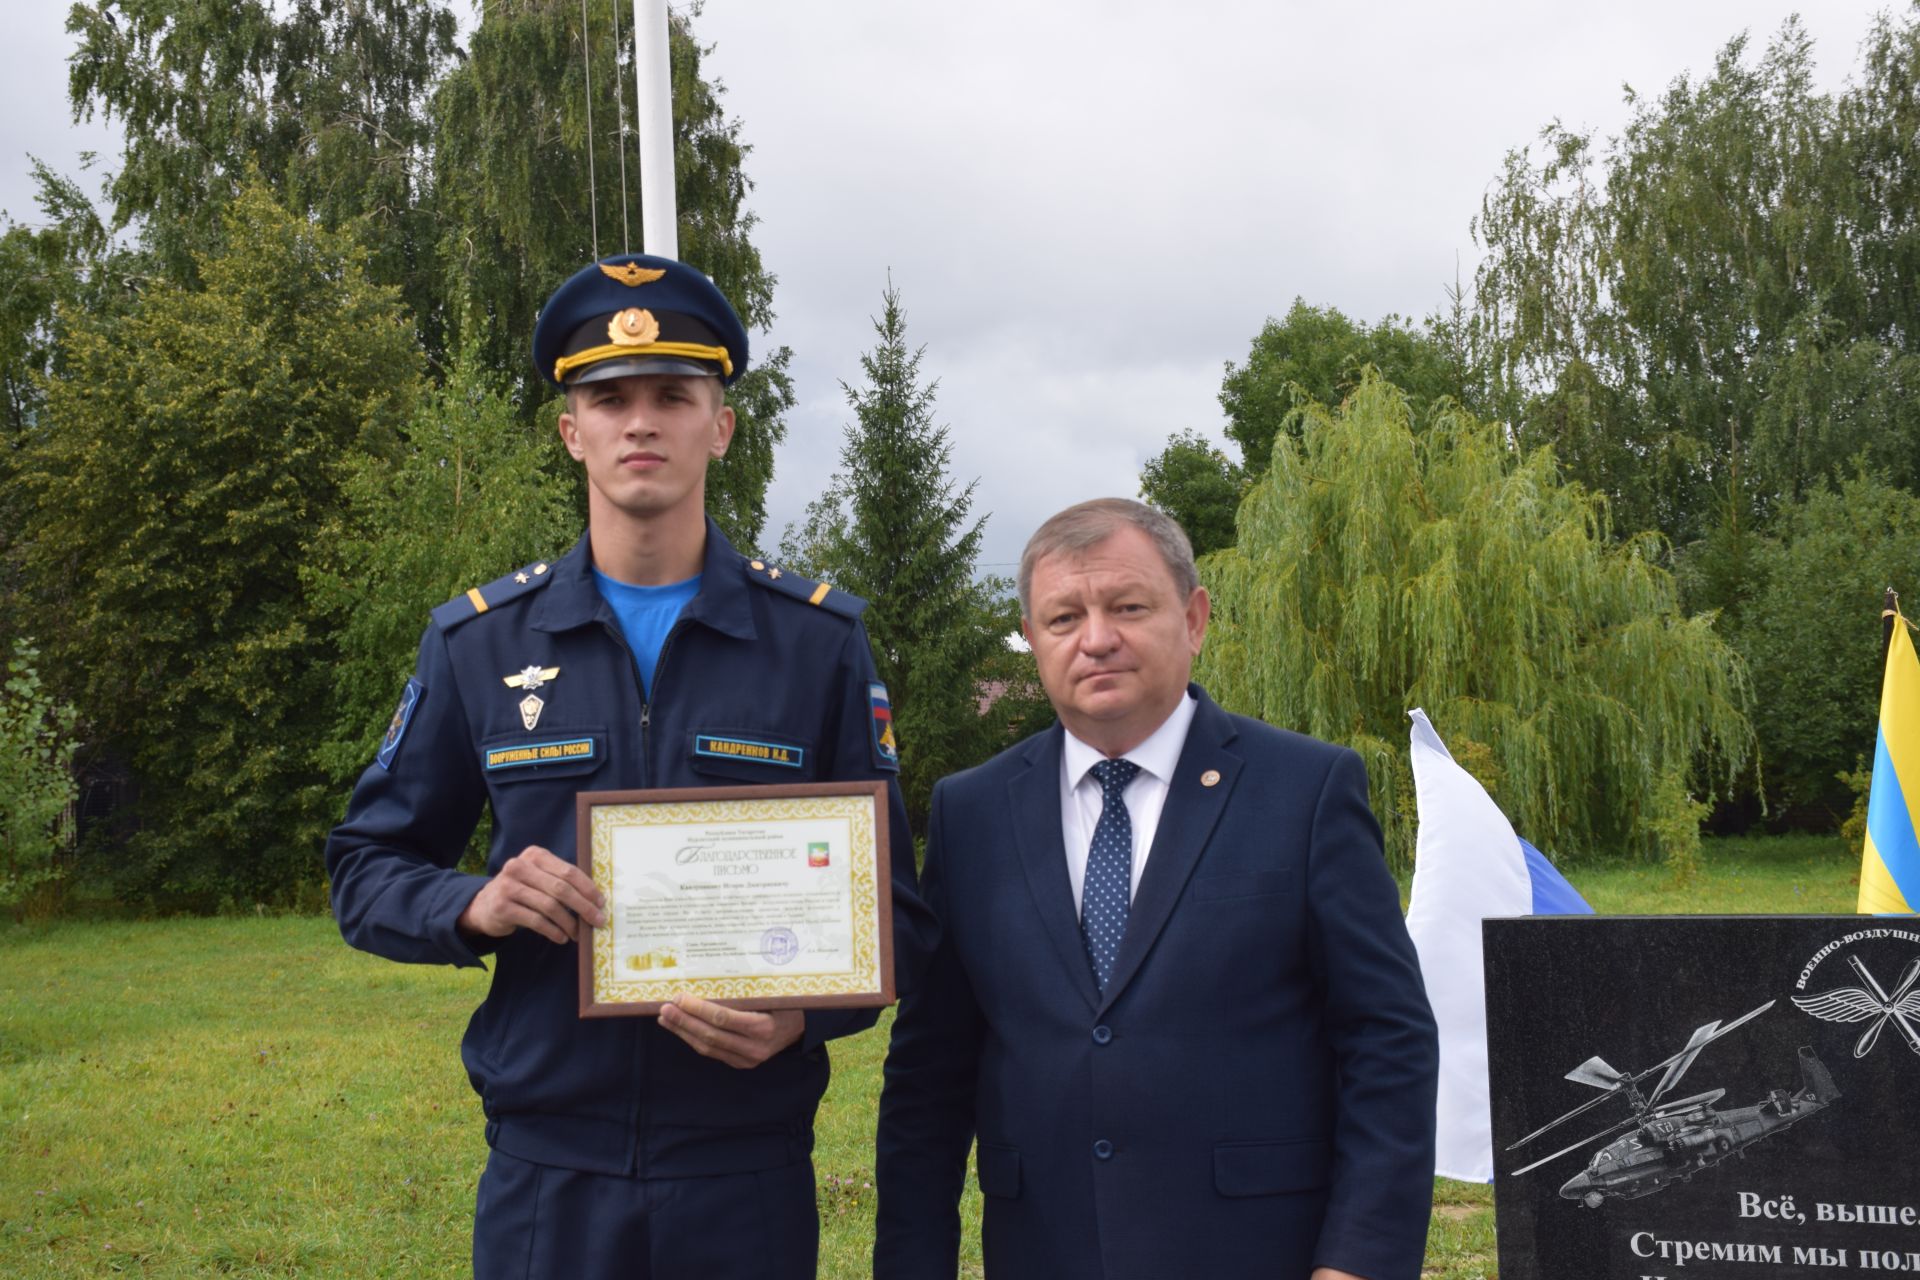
1093, 1139, 1113, 1160
1091, 1025, 1112, 1045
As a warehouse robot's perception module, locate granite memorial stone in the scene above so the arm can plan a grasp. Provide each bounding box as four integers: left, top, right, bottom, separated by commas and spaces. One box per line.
1486, 916, 1920, 1278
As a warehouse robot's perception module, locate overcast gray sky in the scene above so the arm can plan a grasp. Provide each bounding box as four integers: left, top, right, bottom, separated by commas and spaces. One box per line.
2, 1, 1886, 570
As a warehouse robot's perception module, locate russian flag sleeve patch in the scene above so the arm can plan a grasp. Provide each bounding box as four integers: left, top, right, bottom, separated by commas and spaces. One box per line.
868, 683, 899, 772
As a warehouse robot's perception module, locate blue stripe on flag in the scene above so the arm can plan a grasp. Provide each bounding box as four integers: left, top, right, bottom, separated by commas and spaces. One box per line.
1521, 838, 1593, 915
1866, 729, 1920, 910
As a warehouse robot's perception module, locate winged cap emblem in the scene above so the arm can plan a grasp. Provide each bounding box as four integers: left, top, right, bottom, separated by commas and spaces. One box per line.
600, 262, 666, 287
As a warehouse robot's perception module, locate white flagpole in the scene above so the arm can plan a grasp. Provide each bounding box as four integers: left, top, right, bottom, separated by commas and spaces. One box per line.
633, 0, 678, 259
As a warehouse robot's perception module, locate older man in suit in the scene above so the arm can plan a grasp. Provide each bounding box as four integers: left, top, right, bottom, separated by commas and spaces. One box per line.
874, 498, 1438, 1280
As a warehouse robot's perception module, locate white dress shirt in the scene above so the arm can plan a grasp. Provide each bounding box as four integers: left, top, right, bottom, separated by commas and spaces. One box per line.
1059, 690, 1199, 915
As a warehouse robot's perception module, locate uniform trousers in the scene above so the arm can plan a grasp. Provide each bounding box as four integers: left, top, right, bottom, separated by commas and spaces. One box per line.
473, 1148, 818, 1280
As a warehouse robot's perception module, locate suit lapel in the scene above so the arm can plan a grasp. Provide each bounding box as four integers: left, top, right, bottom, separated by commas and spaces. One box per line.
1007, 727, 1101, 1013
1099, 691, 1242, 1012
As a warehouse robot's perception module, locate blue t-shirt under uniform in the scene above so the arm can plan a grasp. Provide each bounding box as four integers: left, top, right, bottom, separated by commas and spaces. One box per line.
593, 569, 701, 700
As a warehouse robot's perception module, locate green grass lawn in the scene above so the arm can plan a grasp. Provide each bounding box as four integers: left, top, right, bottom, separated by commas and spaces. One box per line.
0, 834, 1860, 1277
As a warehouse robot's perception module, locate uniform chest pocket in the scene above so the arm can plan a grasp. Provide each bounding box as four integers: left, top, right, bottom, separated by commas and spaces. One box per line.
686, 729, 816, 781
479, 728, 608, 783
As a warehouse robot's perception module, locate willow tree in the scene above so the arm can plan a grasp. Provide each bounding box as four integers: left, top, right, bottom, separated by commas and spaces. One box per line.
1195, 373, 1753, 873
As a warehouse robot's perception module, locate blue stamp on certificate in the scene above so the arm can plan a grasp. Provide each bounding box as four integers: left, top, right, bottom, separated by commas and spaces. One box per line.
761, 926, 800, 965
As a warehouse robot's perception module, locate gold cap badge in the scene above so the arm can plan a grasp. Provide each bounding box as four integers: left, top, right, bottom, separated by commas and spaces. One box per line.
608, 308, 661, 347
600, 262, 666, 287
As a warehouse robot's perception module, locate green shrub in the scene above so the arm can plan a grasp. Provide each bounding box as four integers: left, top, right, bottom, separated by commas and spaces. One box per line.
0, 641, 78, 913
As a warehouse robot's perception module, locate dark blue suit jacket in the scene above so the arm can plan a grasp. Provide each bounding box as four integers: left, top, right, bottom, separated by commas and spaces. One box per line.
875, 687, 1437, 1279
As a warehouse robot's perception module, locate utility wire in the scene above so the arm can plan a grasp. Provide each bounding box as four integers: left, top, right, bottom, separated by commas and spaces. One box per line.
581, 0, 599, 258
612, 0, 632, 253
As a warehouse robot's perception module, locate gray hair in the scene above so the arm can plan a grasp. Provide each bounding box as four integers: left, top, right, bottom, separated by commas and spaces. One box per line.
1017, 498, 1199, 618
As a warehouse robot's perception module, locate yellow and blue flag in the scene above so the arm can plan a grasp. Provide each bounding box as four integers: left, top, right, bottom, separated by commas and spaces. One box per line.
1860, 615, 1920, 914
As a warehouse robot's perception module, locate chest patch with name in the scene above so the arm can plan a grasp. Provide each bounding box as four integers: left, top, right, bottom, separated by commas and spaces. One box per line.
485, 737, 598, 771
693, 734, 806, 770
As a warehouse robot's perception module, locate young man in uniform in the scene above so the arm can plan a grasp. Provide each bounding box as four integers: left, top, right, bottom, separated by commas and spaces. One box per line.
326, 254, 928, 1279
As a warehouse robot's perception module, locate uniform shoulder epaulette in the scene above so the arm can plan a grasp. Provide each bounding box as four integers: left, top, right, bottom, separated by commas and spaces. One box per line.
740, 556, 867, 619
431, 559, 558, 631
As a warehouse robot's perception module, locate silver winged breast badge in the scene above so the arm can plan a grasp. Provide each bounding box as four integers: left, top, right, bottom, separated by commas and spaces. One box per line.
502, 665, 560, 730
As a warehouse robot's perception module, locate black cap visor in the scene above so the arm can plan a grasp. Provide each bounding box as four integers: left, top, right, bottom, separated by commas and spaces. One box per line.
565, 355, 725, 385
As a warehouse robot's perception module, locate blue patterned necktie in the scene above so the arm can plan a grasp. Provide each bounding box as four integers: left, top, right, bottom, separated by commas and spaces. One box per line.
1081, 757, 1141, 992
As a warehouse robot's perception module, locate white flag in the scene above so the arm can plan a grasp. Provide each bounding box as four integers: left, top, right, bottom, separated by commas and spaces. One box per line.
1405, 708, 1590, 1181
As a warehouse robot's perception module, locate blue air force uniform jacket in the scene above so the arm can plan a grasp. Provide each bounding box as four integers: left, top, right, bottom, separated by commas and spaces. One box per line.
325, 520, 931, 1178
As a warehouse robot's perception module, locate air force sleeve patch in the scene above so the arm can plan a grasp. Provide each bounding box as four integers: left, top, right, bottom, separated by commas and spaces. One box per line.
868, 682, 899, 772
377, 678, 425, 770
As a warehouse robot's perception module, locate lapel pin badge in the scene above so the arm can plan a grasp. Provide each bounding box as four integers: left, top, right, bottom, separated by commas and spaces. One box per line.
1200, 769, 1221, 788
503, 665, 560, 731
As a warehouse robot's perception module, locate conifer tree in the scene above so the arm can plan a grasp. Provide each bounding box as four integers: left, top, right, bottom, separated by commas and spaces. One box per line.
785, 283, 1015, 832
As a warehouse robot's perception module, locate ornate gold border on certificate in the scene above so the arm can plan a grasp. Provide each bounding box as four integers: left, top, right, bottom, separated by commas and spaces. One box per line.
588, 793, 883, 1006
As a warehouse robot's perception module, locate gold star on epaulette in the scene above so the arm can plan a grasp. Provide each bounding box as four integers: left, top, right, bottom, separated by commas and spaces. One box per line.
768, 568, 782, 580
514, 572, 530, 584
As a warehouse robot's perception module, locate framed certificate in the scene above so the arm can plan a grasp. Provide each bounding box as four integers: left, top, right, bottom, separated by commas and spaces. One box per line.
575, 781, 893, 1017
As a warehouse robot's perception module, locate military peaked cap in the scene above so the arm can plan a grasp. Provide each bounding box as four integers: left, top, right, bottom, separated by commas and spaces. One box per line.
532, 253, 750, 387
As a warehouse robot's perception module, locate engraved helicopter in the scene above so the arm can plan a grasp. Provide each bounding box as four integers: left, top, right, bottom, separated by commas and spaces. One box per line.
1508, 1000, 1841, 1209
